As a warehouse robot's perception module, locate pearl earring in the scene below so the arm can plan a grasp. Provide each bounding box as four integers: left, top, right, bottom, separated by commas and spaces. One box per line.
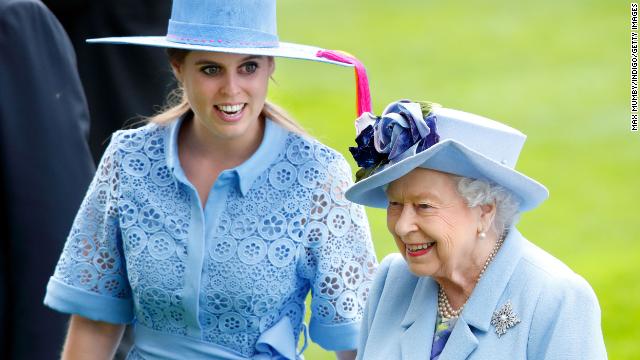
478, 231, 486, 239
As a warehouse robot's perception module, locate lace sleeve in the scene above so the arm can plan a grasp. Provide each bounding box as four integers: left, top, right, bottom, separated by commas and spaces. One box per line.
303, 150, 378, 351
44, 131, 134, 323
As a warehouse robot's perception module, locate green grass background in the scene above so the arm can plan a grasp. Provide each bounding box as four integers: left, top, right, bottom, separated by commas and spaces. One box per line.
267, 0, 637, 358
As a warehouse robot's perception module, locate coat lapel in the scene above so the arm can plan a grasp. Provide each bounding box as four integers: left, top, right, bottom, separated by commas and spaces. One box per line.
399, 277, 438, 360
462, 228, 524, 333
440, 227, 525, 359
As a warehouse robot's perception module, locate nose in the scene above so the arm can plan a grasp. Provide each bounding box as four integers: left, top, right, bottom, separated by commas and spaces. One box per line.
220, 72, 241, 96
394, 204, 418, 237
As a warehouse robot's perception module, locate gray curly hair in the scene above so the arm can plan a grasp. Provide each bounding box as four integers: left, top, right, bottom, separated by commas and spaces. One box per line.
454, 176, 520, 236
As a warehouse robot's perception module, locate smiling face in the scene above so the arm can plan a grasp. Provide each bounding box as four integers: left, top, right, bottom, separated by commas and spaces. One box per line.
386, 168, 489, 278
171, 51, 274, 144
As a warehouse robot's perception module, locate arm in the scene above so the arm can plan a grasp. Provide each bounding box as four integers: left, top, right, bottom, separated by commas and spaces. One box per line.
62, 315, 125, 360
305, 152, 378, 352
336, 349, 357, 360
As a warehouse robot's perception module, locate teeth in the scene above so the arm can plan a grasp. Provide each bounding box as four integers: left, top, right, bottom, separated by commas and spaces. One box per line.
217, 104, 244, 113
407, 242, 435, 252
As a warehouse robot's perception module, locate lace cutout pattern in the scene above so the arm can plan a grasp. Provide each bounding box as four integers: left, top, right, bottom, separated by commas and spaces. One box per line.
200, 134, 377, 356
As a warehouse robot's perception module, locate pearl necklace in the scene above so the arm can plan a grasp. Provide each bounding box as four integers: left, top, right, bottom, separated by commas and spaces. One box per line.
437, 233, 506, 320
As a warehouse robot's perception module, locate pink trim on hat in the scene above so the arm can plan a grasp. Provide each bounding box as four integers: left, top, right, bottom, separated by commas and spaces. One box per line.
166, 34, 279, 47
316, 50, 372, 117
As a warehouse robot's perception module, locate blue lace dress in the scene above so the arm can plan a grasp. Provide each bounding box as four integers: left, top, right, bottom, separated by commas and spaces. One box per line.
44, 117, 377, 359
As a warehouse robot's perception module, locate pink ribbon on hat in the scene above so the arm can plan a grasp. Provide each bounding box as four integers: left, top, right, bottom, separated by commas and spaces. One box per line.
316, 50, 372, 118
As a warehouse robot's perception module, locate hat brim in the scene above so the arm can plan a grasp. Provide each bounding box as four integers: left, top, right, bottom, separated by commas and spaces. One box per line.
86, 36, 353, 67
345, 139, 549, 212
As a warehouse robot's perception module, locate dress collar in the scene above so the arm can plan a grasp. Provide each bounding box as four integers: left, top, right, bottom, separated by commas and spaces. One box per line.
165, 114, 289, 196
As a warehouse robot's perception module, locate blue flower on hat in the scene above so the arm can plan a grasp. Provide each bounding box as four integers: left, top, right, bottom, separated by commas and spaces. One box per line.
349, 100, 440, 182
375, 100, 439, 162
349, 113, 387, 169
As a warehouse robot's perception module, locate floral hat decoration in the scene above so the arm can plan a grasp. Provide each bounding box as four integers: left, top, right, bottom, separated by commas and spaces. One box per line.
345, 100, 549, 211
349, 100, 440, 182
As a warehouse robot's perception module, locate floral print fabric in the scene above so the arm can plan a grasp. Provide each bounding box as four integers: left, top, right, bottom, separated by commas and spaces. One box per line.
47, 118, 377, 357
430, 314, 456, 360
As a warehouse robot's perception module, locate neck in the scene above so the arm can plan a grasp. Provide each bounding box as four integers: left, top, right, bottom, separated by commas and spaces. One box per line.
180, 114, 265, 169
435, 231, 500, 310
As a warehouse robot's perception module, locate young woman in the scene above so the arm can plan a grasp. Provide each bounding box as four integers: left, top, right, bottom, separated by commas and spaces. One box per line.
44, 1, 377, 359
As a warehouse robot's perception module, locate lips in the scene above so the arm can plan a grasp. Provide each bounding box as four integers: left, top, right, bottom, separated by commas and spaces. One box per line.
214, 103, 246, 122
406, 242, 435, 257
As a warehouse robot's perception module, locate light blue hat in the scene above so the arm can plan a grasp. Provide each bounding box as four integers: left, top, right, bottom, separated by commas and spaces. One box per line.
344, 100, 549, 211
87, 0, 352, 66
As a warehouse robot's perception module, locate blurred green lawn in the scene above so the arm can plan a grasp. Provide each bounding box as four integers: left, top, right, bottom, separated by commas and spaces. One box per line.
268, 0, 637, 358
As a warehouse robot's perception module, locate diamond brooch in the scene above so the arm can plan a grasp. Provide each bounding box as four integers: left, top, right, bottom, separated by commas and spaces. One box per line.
490, 300, 520, 337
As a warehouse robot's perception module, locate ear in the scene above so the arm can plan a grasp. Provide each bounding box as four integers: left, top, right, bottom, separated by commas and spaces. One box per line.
477, 202, 497, 234
267, 56, 275, 77
170, 59, 184, 83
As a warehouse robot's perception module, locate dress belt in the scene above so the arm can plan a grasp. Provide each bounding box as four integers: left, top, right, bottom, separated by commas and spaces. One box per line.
132, 316, 306, 359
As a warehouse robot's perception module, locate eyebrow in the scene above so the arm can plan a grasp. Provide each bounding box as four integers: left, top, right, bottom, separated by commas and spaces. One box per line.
387, 189, 442, 203
194, 55, 264, 65
414, 191, 442, 202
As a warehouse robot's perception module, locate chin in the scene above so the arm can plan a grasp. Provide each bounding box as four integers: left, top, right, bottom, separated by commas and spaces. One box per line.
212, 119, 252, 136
404, 259, 435, 277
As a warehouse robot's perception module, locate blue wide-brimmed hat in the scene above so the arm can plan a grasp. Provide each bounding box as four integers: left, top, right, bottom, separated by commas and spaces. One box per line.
88, 0, 373, 116
344, 100, 549, 211
89, 0, 350, 66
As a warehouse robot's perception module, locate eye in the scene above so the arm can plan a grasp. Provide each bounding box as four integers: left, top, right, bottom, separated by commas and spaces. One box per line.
417, 203, 433, 210
240, 61, 258, 74
388, 201, 402, 208
201, 65, 221, 76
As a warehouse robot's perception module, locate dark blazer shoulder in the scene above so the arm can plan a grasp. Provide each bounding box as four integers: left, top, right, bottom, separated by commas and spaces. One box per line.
1, 0, 51, 22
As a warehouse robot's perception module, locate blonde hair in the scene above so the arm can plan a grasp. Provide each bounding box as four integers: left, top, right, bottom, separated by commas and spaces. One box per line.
148, 49, 307, 135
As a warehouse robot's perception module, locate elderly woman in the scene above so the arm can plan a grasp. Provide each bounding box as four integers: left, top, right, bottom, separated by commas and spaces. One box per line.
345, 100, 607, 359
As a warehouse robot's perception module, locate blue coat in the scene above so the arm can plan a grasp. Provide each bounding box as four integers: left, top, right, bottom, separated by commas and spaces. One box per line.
357, 228, 607, 359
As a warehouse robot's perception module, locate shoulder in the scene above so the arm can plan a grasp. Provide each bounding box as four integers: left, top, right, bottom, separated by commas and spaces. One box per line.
95, 123, 168, 170
0, 0, 61, 34
286, 132, 348, 165
109, 123, 167, 153
518, 240, 600, 319
522, 241, 597, 298
514, 238, 606, 357
0, 0, 61, 42
279, 132, 354, 185
0, 0, 45, 17
113, 122, 166, 141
